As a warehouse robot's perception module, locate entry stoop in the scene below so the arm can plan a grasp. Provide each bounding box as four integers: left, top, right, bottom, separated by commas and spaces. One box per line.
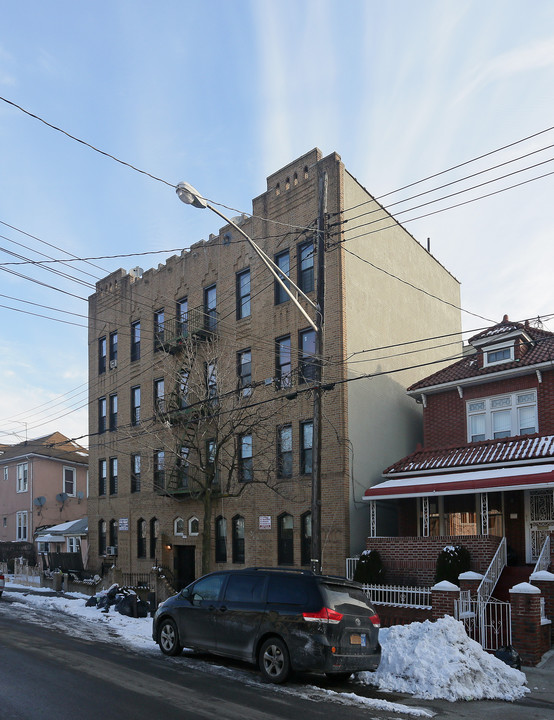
491, 565, 533, 601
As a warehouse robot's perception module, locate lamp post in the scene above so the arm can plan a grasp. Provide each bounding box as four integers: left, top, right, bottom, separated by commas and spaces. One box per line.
176, 180, 325, 573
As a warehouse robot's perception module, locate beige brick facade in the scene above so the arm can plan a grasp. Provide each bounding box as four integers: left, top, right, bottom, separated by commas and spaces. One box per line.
88, 149, 461, 585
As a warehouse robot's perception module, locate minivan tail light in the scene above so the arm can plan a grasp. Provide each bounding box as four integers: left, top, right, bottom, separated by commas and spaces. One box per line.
369, 613, 380, 628
302, 607, 343, 624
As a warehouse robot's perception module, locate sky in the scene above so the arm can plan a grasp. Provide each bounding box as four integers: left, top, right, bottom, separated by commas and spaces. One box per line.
4, 581, 530, 706
1, 0, 554, 445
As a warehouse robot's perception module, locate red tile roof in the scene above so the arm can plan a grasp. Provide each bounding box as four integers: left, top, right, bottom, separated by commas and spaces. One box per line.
384, 433, 554, 476
408, 320, 554, 391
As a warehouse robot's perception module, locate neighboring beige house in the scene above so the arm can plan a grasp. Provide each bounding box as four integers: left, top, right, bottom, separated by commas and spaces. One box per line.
0, 432, 88, 549
88, 148, 461, 586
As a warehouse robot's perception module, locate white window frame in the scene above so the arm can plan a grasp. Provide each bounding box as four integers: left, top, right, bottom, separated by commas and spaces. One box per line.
16, 510, 28, 541
467, 390, 537, 442
174, 517, 186, 536
63, 466, 76, 496
16, 463, 28, 493
3, 467, 7, 481
188, 516, 199, 536
483, 341, 515, 368
67, 537, 80, 553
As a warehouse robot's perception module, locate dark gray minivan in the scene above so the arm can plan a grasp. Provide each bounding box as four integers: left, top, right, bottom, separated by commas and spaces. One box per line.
153, 568, 381, 683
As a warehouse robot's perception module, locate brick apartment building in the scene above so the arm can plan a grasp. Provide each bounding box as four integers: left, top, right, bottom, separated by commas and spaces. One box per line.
364, 315, 554, 585
88, 148, 461, 586
0, 432, 88, 553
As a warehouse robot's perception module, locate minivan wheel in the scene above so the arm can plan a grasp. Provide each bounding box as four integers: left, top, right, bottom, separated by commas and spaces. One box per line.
158, 618, 182, 656
259, 637, 290, 683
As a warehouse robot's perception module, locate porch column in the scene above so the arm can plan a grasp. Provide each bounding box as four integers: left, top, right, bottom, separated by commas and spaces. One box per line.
369, 500, 377, 538
480, 492, 489, 536
422, 496, 430, 537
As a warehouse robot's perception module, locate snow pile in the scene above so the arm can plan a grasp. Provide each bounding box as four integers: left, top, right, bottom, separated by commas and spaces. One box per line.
361, 616, 529, 702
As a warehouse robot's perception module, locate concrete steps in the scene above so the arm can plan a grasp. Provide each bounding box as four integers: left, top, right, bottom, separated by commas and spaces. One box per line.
491, 565, 534, 601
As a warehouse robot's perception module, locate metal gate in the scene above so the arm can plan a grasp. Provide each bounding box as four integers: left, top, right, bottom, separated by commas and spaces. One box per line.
455, 592, 512, 651
529, 489, 554, 561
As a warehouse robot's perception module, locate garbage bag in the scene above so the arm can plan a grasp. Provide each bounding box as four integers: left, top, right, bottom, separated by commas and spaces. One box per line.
494, 645, 522, 670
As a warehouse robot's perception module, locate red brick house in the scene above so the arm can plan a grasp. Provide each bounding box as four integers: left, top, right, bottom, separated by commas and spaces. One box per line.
363, 316, 554, 587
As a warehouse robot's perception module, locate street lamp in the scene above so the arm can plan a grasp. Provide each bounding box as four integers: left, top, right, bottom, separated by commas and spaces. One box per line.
176, 179, 326, 574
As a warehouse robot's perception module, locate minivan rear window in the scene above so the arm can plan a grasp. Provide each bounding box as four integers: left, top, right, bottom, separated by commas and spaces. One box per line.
321, 583, 374, 614
267, 576, 311, 605
224, 574, 265, 603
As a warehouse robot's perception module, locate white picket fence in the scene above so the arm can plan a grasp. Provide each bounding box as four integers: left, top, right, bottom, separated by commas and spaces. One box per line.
363, 584, 432, 609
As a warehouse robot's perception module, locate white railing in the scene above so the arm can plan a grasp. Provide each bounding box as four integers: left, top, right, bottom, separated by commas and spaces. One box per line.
363, 584, 432, 609
533, 534, 551, 575
455, 595, 512, 651
345, 556, 359, 580
477, 536, 507, 603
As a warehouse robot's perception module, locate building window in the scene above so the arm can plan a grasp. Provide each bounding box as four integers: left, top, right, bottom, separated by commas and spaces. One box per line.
278, 513, 294, 565
483, 344, 514, 367
108, 519, 118, 553
109, 457, 118, 495
16, 462, 28, 493
177, 297, 188, 337
232, 515, 245, 564
206, 439, 217, 484
98, 397, 107, 434
237, 349, 252, 396
299, 329, 318, 383
236, 269, 251, 319
467, 391, 537, 442
131, 454, 141, 493
204, 284, 217, 331
176, 446, 189, 491
154, 378, 165, 414
154, 309, 165, 351
67, 537, 80, 553
109, 393, 118, 431
98, 520, 106, 556
154, 450, 165, 491
298, 240, 314, 293
3, 467, 7, 481
215, 516, 227, 563
131, 386, 141, 425
276, 335, 292, 389
16, 510, 28, 541
150, 518, 159, 559
131, 320, 141, 361
206, 361, 217, 402
137, 518, 146, 558
239, 434, 253, 482
189, 517, 199, 536
98, 459, 106, 496
300, 421, 313, 475
98, 336, 106, 375
109, 331, 118, 368
278, 425, 293, 478
301, 511, 312, 566
179, 370, 189, 409
63, 467, 76, 496
274, 250, 290, 305
174, 517, 185, 536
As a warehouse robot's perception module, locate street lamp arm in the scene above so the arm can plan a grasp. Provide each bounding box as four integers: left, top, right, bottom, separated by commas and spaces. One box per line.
176, 182, 318, 331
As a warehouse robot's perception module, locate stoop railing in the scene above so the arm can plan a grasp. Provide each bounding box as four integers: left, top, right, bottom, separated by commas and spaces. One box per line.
477, 536, 507, 603
533, 534, 551, 575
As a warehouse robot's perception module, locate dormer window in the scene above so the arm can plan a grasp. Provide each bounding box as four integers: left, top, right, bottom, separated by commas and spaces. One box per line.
483, 342, 514, 367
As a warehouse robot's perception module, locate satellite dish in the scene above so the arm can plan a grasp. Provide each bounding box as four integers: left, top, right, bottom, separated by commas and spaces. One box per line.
33, 496, 46, 507
56, 492, 69, 503
77, 491, 84, 500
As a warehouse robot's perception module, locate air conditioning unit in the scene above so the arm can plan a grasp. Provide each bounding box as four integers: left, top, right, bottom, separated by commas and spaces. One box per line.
106, 546, 117, 556
109, 359, 117, 369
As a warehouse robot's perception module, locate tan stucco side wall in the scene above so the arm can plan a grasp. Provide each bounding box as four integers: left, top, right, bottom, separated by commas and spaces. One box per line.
341, 169, 462, 553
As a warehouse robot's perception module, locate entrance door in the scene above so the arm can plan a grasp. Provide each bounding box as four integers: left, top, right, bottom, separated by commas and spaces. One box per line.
174, 545, 196, 589
526, 490, 554, 562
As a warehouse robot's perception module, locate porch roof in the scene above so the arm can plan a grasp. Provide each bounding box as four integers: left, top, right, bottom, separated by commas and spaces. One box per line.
363, 463, 554, 501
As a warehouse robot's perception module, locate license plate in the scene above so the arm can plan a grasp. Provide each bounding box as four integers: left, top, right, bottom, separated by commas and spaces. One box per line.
350, 633, 367, 646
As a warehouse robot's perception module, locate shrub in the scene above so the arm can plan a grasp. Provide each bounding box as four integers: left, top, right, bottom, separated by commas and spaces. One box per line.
353, 550, 385, 584
434, 544, 471, 585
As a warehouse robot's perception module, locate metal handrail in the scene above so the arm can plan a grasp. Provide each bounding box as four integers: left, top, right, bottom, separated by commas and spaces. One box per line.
532, 534, 551, 575
477, 536, 507, 603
